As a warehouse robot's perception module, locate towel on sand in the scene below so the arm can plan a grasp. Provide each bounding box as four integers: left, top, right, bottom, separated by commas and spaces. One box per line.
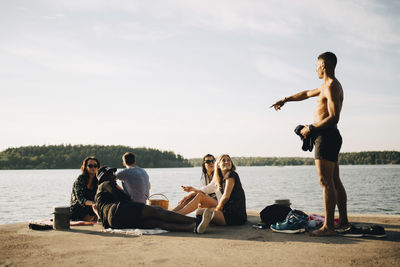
28, 219, 97, 230
101, 228, 168, 236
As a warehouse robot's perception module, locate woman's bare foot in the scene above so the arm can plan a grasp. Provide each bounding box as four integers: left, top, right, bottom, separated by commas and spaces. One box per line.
310, 227, 337, 236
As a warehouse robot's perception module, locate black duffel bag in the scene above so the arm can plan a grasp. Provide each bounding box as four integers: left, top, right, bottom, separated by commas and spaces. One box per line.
260, 204, 292, 227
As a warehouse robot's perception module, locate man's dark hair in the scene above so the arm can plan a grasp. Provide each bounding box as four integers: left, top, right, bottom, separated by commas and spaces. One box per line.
318, 52, 337, 69
122, 152, 136, 165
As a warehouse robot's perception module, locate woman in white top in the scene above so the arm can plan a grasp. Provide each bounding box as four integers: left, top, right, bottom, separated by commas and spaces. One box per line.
172, 154, 218, 214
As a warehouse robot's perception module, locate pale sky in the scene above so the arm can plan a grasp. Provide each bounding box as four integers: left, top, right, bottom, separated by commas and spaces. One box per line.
1, 0, 399, 158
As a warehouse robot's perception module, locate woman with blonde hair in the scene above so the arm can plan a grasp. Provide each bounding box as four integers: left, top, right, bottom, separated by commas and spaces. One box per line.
176, 154, 247, 226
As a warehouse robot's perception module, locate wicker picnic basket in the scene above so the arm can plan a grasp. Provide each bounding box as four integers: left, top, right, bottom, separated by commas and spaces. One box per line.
147, 193, 169, 210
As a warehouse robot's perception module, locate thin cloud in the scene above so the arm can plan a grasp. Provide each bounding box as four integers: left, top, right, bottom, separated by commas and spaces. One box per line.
0, 36, 150, 77
42, 13, 65, 20
255, 58, 309, 83
44, 0, 400, 49
307, 0, 400, 49
344, 90, 400, 109
177, 0, 400, 48
92, 22, 180, 41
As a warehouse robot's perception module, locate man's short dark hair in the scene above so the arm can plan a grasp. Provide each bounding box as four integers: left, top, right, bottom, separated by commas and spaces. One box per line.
318, 52, 337, 69
123, 152, 136, 165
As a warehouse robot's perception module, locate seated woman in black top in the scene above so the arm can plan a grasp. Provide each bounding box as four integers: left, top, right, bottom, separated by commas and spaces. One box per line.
95, 166, 211, 233
211, 154, 247, 226
70, 156, 100, 221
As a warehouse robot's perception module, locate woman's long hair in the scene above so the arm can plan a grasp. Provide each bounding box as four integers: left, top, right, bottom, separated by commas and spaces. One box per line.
80, 156, 100, 176
201, 154, 215, 183
213, 154, 236, 191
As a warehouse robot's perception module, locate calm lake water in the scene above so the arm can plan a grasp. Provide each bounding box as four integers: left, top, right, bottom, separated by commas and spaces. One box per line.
0, 165, 399, 225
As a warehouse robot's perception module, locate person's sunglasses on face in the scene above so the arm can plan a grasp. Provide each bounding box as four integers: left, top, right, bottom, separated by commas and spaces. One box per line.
87, 164, 99, 169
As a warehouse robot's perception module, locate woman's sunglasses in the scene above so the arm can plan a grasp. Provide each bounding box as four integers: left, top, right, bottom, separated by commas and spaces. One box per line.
204, 160, 215, 164
87, 164, 99, 168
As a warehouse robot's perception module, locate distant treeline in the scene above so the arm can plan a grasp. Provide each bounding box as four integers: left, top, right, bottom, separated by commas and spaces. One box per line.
0, 146, 398, 169
189, 151, 400, 167
0, 145, 191, 169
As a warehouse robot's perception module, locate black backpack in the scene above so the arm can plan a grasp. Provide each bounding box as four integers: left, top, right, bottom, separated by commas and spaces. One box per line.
260, 204, 292, 227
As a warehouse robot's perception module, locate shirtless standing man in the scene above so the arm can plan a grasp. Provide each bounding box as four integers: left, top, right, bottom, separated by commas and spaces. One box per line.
270, 52, 349, 236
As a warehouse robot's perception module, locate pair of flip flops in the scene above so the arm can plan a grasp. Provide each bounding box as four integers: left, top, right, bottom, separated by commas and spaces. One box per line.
338, 224, 386, 238
361, 225, 387, 238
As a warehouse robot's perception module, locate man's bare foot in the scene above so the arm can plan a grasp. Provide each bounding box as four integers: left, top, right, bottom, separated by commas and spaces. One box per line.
310, 227, 337, 237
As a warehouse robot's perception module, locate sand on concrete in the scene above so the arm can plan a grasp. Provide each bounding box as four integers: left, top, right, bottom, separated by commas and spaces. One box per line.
1, 211, 399, 267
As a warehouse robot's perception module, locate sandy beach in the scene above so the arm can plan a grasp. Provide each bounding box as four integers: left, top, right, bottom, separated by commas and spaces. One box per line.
1, 210, 399, 267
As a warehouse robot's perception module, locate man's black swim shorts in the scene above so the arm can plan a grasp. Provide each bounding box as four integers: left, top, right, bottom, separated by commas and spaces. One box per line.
314, 128, 342, 162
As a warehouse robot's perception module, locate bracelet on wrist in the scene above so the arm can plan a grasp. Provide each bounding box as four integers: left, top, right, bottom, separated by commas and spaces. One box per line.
308, 124, 315, 132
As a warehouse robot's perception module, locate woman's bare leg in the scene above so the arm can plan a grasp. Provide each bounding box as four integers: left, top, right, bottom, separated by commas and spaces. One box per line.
176, 193, 217, 215
209, 210, 226, 226
172, 195, 195, 212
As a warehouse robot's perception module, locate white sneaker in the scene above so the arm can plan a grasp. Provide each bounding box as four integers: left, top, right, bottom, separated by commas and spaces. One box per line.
197, 208, 212, 234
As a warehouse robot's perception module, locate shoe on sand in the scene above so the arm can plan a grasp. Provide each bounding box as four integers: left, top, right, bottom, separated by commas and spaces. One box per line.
270, 220, 306, 233
362, 225, 386, 238
338, 225, 364, 237
194, 214, 202, 233
196, 208, 212, 234
334, 224, 351, 233
270, 212, 306, 234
